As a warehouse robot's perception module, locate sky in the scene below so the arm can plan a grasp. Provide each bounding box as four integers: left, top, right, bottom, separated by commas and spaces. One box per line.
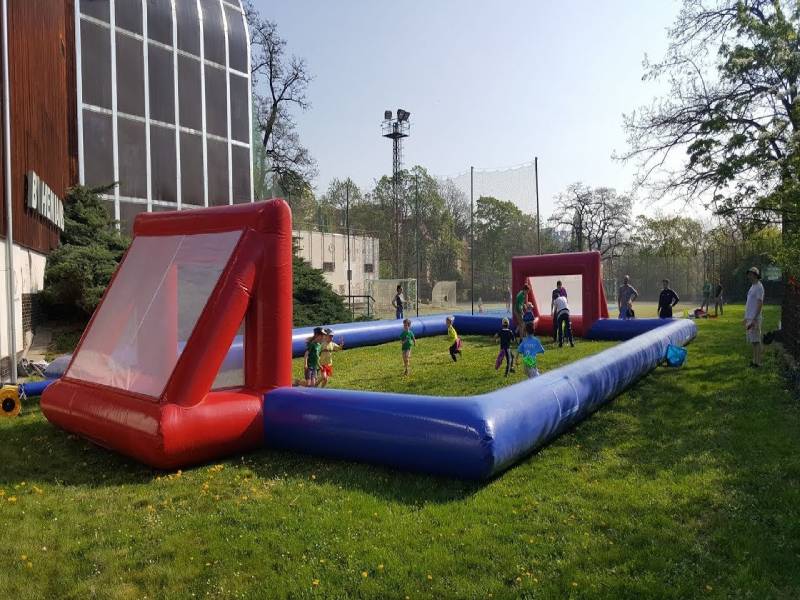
253, 0, 683, 220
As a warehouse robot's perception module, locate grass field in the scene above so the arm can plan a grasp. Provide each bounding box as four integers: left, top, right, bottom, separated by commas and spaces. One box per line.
2, 305, 798, 599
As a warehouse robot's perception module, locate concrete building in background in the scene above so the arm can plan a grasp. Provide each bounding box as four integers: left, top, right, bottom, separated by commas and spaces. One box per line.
0, 0, 253, 377
292, 230, 380, 297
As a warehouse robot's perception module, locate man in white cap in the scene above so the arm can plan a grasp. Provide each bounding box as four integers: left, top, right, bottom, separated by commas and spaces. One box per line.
744, 266, 764, 368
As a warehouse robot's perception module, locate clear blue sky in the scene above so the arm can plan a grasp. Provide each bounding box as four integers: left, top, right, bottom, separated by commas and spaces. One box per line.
253, 0, 681, 219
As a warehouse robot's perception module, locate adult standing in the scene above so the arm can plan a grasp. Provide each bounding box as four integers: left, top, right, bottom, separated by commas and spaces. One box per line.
617, 275, 638, 319
505, 286, 512, 313
714, 280, 724, 316
552, 294, 574, 347
514, 283, 530, 338
744, 267, 764, 368
550, 280, 568, 340
657, 279, 680, 318
701, 280, 712, 311
392, 284, 405, 320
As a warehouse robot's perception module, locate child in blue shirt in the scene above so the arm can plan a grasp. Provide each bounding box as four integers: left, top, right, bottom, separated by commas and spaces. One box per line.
517, 322, 545, 378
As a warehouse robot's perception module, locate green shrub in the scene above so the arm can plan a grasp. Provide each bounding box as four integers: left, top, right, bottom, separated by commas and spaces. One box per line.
41, 185, 130, 318
292, 254, 350, 326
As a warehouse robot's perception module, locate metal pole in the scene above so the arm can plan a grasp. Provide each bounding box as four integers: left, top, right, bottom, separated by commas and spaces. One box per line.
470, 166, 474, 315
415, 175, 419, 317
535, 156, 541, 255
346, 182, 352, 320
2, 0, 16, 384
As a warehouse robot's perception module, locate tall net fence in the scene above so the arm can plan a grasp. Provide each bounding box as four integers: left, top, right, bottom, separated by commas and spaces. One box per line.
441, 162, 539, 311
604, 239, 785, 309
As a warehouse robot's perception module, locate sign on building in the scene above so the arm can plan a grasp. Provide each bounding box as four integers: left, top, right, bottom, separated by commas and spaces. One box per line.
26, 171, 64, 230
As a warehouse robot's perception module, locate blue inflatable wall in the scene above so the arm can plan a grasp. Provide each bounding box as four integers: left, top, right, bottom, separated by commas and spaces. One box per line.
585, 318, 673, 341
291, 314, 506, 357
263, 319, 696, 479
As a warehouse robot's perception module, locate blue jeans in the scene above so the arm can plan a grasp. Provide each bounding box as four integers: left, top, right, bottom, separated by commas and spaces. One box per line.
619, 306, 632, 319
396, 307, 404, 319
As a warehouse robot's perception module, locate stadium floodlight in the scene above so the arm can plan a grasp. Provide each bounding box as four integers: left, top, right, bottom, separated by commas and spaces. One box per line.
384, 110, 392, 120
397, 109, 410, 122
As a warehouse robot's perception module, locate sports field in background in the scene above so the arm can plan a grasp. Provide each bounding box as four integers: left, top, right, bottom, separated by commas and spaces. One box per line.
1, 305, 798, 598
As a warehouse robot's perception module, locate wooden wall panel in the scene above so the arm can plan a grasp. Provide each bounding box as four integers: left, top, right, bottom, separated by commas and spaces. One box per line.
0, 0, 74, 254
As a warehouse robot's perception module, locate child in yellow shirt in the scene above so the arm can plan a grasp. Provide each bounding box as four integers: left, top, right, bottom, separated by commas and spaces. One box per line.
446, 316, 462, 362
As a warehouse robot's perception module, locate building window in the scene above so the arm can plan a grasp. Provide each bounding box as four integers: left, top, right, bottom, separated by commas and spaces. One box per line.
364, 263, 374, 273
77, 0, 252, 223
322, 262, 335, 273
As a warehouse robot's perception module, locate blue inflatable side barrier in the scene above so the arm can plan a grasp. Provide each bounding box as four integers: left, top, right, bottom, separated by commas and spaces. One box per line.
20, 379, 57, 397
585, 318, 674, 341
291, 314, 506, 357
263, 318, 697, 479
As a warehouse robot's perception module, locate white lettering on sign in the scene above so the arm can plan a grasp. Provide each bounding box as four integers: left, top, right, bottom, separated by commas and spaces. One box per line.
26, 171, 64, 231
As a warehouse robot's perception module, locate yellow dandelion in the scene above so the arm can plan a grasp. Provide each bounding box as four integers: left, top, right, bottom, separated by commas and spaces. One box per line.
0, 489, 5, 496
319, 559, 326, 564
312, 579, 320, 587
378, 564, 384, 571
373, 512, 378, 517
311, 474, 316, 480
176, 470, 182, 477
202, 483, 209, 491
8, 496, 17, 503
572, 582, 578, 587
426, 574, 433, 581
26, 562, 32, 569
706, 585, 713, 591
20, 554, 27, 561
361, 571, 369, 578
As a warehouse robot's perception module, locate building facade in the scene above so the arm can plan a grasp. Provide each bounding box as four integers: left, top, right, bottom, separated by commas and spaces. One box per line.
0, 0, 253, 377
292, 230, 380, 298
76, 0, 253, 232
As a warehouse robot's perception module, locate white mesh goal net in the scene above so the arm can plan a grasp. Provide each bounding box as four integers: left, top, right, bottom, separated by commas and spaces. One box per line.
431, 281, 457, 308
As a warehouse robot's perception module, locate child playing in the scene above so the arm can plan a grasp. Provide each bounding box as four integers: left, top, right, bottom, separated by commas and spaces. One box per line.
303, 327, 324, 387
522, 302, 537, 329
317, 328, 343, 387
517, 322, 545, 378
494, 317, 516, 376
446, 316, 462, 362
399, 318, 416, 375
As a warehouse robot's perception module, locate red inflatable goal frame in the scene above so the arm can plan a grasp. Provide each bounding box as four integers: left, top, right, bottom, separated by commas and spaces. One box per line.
511, 251, 609, 337
41, 200, 293, 468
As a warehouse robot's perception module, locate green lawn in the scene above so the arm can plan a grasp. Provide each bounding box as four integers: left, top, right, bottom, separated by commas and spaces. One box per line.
2, 305, 798, 599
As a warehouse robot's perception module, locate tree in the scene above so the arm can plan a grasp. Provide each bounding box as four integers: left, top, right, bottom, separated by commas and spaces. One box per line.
244, 2, 316, 200
549, 183, 632, 258
621, 0, 799, 255
41, 185, 130, 317
473, 196, 539, 299
292, 253, 350, 326
631, 214, 706, 257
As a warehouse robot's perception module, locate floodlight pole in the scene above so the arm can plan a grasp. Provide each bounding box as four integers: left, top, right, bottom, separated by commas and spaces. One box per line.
535, 156, 541, 255
470, 166, 474, 315
381, 111, 410, 278
346, 182, 352, 320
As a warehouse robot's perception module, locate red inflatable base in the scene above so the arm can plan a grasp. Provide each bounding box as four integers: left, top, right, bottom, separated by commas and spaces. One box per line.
41, 380, 263, 469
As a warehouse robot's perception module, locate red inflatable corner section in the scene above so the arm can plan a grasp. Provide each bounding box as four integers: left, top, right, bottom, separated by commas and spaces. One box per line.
512, 251, 604, 337
41, 199, 293, 469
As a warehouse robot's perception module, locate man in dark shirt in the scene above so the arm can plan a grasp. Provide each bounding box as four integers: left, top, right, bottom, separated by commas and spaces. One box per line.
714, 281, 724, 316
657, 279, 680, 318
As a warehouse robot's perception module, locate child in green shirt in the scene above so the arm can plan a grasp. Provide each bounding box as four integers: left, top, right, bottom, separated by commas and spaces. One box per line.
304, 327, 324, 386
399, 318, 416, 375
446, 316, 462, 362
